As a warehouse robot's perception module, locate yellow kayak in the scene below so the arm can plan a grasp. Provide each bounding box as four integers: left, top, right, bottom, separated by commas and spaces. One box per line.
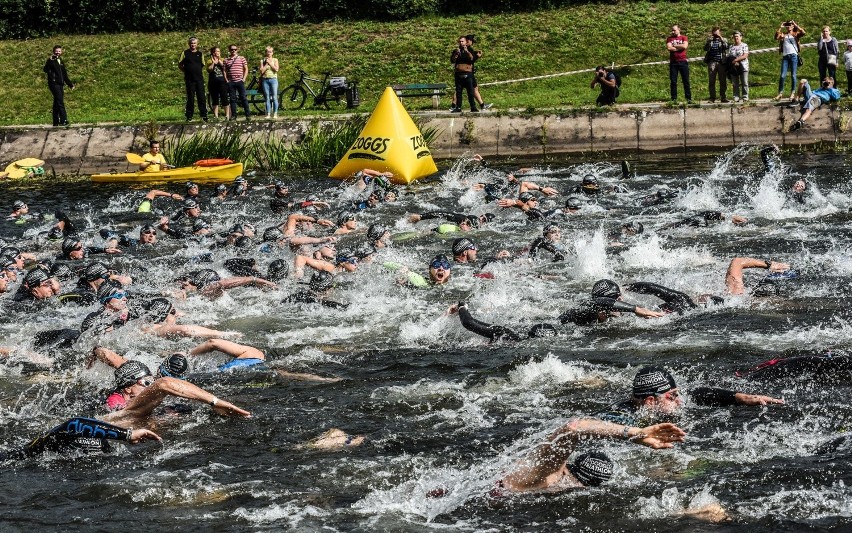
91, 163, 244, 183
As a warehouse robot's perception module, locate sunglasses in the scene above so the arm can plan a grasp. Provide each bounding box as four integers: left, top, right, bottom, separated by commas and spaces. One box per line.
137, 377, 154, 387
141, 229, 157, 235
658, 390, 680, 400
430, 260, 452, 270
229, 48, 237, 52
338, 257, 358, 265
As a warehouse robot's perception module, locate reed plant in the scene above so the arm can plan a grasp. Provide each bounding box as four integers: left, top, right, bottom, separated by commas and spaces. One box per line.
162, 127, 254, 168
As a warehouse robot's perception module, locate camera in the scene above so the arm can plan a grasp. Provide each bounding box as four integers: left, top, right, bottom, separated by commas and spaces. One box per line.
783, 21, 793, 27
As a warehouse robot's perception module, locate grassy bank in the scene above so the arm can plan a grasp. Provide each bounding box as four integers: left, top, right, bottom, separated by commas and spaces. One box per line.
1, 1, 848, 127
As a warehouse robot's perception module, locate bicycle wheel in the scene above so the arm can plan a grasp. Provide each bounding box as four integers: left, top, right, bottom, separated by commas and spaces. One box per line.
250, 88, 266, 115
281, 84, 307, 110
321, 92, 348, 110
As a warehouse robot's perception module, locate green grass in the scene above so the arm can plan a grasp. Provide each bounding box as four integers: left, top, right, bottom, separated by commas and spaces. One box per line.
1, 1, 850, 126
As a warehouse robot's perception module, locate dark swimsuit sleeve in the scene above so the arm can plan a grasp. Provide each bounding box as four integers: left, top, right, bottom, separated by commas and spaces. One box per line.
459, 306, 520, 341
321, 299, 350, 310
700, 211, 724, 222
624, 282, 697, 313
524, 208, 545, 221
690, 387, 738, 406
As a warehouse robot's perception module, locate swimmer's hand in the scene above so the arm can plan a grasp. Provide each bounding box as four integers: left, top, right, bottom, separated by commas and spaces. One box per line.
768, 261, 790, 272
497, 198, 519, 208
104, 247, 122, 255
635, 306, 666, 318
446, 302, 464, 315
631, 422, 686, 449
731, 215, 748, 225
734, 393, 785, 406
408, 214, 422, 223
495, 250, 511, 259
212, 399, 251, 417
316, 218, 334, 227
471, 183, 485, 191
540, 186, 559, 197
130, 428, 162, 443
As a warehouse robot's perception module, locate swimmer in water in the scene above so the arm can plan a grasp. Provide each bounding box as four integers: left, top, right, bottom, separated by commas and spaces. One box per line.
498, 191, 548, 220
101, 224, 160, 249
660, 211, 748, 230
293, 248, 359, 278
187, 338, 267, 371
596, 366, 783, 427
528, 223, 567, 261
334, 211, 358, 235
59, 236, 122, 260
140, 297, 242, 338
498, 418, 685, 493
283, 271, 349, 309
559, 279, 666, 325
447, 301, 557, 342
173, 268, 277, 299
725, 256, 791, 296
136, 189, 183, 213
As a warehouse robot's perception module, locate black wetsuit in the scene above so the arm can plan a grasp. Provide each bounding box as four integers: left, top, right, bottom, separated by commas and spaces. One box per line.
528, 237, 566, 261
596, 388, 740, 426
558, 297, 638, 325
283, 290, 349, 309
80, 301, 144, 334
418, 211, 477, 225
624, 281, 696, 313
0, 417, 131, 461
662, 211, 727, 229
760, 146, 780, 174
458, 306, 522, 342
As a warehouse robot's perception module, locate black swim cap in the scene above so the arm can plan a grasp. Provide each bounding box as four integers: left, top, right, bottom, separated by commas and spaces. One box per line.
632, 366, 677, 398
582, 175, 599, 188
141, 223, 157, 233
335, 249, 355, 264
48, 227, 64, 240
216, 184, 227, 193
263, 227, 285, 242
83, 262, 110, 282
189, 269, 220, 288
233, 235, 252, 249
186, 181, 198, 190
274, 180, 287, 189
61, 237, 82, 257
183, 198, 199, 210
13, 200, 26, 210
266, 259, 289, 282
528, 323, 558, 338
1, 256, 17, 270
1, 247, 21, 260
569, 451, 614, 487
543, 222, 560, 235
518, 192, 536, 203
159, 353, 188, 379
337, 211, 356, 226
591, 279, 621, 299
145, 297, 174, 323
309, 271, 334, 292
96, 279, 123, 302
367, 224, 388, 241
565, 197, 583, 210
623, 221, 644, 234
50, 263, 75, 282
24, 266, 51, 288
114, 360, 152, 390
452, 238, 477, 256
234, 176, 247, 185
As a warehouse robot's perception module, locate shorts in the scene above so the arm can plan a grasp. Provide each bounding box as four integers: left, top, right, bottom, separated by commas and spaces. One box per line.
209, 79, 230, 107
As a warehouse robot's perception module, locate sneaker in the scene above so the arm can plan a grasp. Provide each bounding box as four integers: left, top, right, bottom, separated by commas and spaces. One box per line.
790, 120, 803, 132
734, 97, 740, 102
273, 113, 278, 119
471, 108, 480, 113
481, 103, 493, 110
266, 114, 271, 119
709, 99, 715, 103
721, 98, 729, 103
450, 108, 462, 113
743, 97, 749, 102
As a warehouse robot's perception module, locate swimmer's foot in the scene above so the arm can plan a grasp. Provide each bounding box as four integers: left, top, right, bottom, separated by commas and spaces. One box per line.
276, 369, 342, 383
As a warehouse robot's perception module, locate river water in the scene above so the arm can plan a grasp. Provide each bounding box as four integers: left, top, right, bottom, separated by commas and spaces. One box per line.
1, 145, 851, 531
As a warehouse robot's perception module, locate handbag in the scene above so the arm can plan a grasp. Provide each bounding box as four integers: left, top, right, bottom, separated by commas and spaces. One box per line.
828, 54, 838, 66
797, 55, 804, 67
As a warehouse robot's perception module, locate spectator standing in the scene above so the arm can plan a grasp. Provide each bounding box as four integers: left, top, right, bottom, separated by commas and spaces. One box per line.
666, 25, 692, 103
844, 40, 852, 96
817, 26, 840, 83
591, 65, 619, 106
727, 31, 750, 102
703, 26, 729, 102
450, 36, 478, 113
43, 45, 74, 127
260, 46, 280, 119
450, 35, 491, 111
207, 47, 230, 120
224, 44, 251, 121
774, 20, 805, 101
178, 37, 208, 122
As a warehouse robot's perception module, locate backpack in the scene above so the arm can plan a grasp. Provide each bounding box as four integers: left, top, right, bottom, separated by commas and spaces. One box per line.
612, 71, 622, 98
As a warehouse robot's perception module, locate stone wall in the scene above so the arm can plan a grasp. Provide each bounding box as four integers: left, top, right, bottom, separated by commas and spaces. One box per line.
1, 103, 849, 174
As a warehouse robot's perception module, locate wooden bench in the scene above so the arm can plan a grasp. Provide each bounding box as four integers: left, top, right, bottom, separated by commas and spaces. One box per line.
392, 83, 448, 109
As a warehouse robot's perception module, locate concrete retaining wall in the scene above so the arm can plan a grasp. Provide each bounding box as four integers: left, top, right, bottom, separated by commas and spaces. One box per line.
1, 103, 849, 174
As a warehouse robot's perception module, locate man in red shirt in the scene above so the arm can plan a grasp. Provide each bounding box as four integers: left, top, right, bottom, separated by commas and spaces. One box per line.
666, 25, 693, 103
224, 44, 251, 120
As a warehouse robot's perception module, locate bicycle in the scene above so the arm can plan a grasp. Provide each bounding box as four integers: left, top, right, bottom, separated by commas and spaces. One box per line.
245, 68, 285, 115
281, 66, 359, 110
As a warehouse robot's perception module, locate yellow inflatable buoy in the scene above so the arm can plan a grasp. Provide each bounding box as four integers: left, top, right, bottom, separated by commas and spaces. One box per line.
329, 87, 438, 185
